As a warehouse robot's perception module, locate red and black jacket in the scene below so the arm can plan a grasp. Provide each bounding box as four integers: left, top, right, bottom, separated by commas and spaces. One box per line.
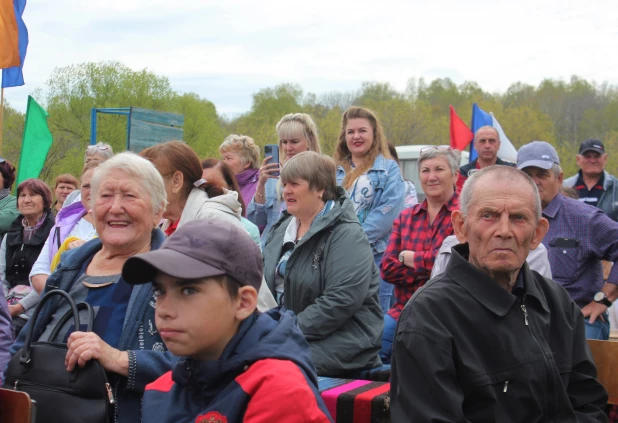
143, 309, 333, 423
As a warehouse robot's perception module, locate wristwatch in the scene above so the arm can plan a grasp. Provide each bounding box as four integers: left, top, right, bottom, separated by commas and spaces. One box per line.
594, 291, 612, 307
398, 251, 406, 265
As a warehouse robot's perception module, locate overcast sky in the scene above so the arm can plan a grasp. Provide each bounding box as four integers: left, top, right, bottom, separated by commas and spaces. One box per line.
3, 0, 618, 117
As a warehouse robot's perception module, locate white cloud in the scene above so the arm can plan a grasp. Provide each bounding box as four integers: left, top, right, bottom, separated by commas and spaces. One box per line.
4, 0, 618, 115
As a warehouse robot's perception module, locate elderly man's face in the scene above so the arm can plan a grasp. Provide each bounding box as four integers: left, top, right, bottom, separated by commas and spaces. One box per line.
521, 166, 562, 209
576, 151, 607, 176
452, 178, 548, 276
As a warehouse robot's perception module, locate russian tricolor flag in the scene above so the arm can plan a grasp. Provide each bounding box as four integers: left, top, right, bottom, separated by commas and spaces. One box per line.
0, 0, 28, 88
469, 103, 517, 163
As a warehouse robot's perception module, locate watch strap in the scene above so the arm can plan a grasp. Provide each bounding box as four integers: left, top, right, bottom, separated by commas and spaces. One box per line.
597, 297, 613, 307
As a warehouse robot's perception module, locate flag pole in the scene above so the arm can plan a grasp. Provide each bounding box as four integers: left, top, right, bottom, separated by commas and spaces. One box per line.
0, 87, 4, 155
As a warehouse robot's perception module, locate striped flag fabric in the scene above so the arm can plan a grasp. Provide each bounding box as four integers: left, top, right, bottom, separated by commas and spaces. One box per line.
1, 0, 28, 88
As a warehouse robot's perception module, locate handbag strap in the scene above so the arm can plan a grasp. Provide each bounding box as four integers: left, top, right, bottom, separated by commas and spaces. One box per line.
20, 289, 80, 365
47, 301, 94, 342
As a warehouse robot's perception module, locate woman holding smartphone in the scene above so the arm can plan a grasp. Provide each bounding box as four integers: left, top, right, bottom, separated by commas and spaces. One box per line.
247, 113, 322, 246
334, 106, 405, 314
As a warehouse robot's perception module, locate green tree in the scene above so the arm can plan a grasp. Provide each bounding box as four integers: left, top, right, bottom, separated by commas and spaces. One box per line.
1, 101, 25, 167
171, 93, 225, 159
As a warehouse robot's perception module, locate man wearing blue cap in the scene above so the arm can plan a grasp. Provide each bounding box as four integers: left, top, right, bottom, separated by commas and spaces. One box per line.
563, 139, 618, 221
518, 141, 618, 340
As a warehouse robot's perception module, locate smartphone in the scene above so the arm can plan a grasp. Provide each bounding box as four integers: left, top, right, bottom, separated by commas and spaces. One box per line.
264, 144, 280, 177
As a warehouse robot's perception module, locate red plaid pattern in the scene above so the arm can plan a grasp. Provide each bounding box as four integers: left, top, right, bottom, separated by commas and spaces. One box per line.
381, 194, 459, 320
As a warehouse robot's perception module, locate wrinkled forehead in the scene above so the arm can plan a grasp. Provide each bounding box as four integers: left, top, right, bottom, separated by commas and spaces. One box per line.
469, 177, 537, 210
97, 172, 145, 193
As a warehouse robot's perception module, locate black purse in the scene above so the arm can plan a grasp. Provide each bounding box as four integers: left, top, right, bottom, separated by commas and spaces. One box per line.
3, 289, 115, 423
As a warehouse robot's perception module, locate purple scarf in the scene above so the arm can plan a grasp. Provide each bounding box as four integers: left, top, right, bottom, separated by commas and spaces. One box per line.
236, 168, 260, 206
22, 211, 48, 243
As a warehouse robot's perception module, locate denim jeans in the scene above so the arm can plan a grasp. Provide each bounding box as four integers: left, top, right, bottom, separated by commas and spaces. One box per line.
585, 312, 610, 340
375, 253, 394, 314
379, 313, 398, 364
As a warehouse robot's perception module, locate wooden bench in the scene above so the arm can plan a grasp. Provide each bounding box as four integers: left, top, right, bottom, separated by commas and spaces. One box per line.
318, 377, 390, 423
0, 388, 35, 423
588, 339, 618, 405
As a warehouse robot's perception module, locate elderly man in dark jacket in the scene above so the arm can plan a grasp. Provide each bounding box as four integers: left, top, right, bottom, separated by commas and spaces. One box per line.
391, 165, 608, 423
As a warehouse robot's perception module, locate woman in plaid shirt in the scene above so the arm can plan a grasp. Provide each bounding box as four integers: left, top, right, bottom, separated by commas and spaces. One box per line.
380, 146, 460, 363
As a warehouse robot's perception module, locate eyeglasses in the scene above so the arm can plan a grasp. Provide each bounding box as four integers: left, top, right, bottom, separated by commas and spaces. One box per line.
420, 145, 456, 158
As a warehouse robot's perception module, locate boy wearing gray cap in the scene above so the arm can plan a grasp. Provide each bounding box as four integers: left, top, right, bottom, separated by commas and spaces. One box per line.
122, 219, 332, 423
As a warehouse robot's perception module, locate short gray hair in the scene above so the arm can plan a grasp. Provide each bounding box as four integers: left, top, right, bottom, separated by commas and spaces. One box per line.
474, 125, 500, 143
90, 152, 167, 214
281, 151, 338, 201
219, 134, 260, 169
85, 142, 114, 161
551, 163, 562, 178
418, 148, 459, 176
461, 165, 542, 221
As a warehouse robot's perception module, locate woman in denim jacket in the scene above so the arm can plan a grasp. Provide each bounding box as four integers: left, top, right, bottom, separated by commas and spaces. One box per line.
334, 107, 405, 313
247, 113, 322, 246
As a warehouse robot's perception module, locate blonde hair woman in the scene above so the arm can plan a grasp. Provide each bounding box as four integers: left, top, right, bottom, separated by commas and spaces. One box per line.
247, 113, 321, 246
219, 134, 261, 207
334, 106, 405, 314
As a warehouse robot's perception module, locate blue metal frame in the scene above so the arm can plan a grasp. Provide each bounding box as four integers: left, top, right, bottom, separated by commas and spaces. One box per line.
89, 108, 131, 150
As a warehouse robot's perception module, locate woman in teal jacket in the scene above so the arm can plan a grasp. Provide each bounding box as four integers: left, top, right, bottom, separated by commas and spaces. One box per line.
263, 152, 382, 377
0, 159, 20, 239
334, 107, 405, 314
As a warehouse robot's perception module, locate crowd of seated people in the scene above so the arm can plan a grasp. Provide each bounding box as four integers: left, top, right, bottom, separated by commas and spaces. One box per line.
1, 109, 617, 422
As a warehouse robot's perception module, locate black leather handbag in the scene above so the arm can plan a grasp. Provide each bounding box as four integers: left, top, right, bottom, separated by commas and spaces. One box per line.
3, 289, 115, 423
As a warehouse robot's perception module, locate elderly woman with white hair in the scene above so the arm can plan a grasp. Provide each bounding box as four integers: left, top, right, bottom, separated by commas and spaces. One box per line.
9, 152, 172, 423
219, 134, 261, 209
380, 146, 460, 364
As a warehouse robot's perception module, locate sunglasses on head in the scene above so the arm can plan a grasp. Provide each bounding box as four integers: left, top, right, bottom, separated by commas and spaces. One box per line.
420, 145, 456, 158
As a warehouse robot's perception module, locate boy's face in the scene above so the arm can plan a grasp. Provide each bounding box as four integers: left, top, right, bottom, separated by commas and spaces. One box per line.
152, 272, 242, 361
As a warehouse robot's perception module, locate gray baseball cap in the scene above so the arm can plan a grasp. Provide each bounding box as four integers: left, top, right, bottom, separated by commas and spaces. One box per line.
122, 219, 263, 291
517, 141, 561, 170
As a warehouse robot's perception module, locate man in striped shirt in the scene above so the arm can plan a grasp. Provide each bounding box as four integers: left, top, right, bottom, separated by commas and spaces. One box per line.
518, 141, 618, 340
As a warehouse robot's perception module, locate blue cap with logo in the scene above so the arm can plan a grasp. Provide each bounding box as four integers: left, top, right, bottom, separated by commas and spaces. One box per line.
517, 141, 561, 170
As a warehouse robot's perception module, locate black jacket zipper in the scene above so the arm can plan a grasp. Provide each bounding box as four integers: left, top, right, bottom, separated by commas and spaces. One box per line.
521, 299, 556, 420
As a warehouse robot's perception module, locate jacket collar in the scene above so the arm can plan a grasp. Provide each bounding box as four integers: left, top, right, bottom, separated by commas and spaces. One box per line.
7, 211, 55, 246
412, 193, 459, 216
495, 157, 514, 166
447, 244, 550, 316
337, 154, 388, 173
542, 193, 564, 219
370, 154, 387, 171
55, 200, 86, 223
